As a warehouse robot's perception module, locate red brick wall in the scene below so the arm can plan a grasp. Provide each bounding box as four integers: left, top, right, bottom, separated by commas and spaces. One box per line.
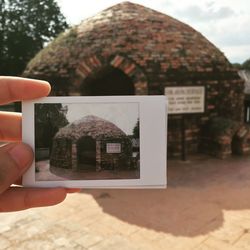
23, 2, 245, 158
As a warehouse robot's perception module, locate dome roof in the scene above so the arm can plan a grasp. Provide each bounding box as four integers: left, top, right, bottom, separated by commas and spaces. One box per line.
23, 1, 230, 79
55, 115, 126, 141
24, 2, 244, 158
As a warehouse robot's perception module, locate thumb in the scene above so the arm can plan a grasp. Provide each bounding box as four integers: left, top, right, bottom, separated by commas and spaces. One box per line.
0, 143, 33, 194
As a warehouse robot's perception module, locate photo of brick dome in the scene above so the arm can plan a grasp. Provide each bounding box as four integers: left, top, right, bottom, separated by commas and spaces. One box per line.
24, 1, 247, 159
34, 102, 140, 181
51, 115, 133, 171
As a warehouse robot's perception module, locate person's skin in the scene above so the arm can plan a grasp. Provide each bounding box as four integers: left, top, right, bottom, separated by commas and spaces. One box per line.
0, 76, 80, 212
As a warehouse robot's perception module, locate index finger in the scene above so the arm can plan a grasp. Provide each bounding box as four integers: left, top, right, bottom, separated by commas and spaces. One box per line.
0, 76, 51, 105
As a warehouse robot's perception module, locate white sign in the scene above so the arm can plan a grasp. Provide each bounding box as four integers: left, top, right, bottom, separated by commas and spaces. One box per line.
106, 143, 121, 153
165, 86, 205, 114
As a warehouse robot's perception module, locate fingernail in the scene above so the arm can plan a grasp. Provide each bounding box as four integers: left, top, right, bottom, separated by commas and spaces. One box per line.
8, 144, 33, 169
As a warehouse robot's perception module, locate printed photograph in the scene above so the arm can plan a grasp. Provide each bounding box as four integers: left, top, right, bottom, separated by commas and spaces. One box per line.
34, 102, 140, 181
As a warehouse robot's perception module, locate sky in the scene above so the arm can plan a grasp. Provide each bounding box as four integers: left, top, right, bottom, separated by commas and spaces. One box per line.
64, 103, 139, 135
56, 0, 250, 64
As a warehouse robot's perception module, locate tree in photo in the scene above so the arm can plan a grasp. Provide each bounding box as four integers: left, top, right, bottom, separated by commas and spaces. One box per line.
35, 103, 69, 151
232, 63, 242, 70
132, 119, 140, 138
242, 58, 250, 71
0, 0, 68, 76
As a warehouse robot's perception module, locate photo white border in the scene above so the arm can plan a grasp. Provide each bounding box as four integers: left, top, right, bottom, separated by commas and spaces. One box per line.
22, 96, 167, 188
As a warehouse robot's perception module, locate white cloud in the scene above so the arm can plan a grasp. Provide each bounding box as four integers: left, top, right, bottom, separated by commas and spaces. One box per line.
221, 45, 250, 64
57, 0, 173, 25
57, 0, 119, 24
56, 0, 250, 63
175, 4, 235, 22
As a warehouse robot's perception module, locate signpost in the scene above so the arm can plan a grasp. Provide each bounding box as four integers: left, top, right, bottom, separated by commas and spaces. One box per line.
165, 86, 205, 161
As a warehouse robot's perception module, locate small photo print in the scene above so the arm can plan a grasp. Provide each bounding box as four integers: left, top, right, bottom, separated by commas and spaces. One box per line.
34, 102, 140, 181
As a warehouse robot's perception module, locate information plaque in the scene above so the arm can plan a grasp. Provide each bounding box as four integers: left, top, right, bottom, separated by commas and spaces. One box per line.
165, 86, 205, 114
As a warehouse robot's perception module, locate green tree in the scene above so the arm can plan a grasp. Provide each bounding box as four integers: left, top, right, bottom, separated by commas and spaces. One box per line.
132, 119, 139, 138
232, 63, 242, 70
35, 103, 69, 149
242, 59, 250, 70
0, 0, 68, 76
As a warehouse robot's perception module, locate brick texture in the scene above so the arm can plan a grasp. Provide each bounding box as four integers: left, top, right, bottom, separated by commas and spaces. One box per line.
23, 2, 245, 158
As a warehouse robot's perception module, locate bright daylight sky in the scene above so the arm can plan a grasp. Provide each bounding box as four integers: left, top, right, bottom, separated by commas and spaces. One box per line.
56, 0, 250, 64
64, 103, 139, 135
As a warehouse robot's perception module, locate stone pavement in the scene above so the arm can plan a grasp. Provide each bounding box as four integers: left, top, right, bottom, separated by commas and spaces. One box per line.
36, 160, 139, 181
1, 155, 250, 249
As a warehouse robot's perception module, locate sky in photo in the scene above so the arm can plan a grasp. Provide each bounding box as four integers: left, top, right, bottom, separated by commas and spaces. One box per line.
64, 103, 139, 135
56, 0, 249, 63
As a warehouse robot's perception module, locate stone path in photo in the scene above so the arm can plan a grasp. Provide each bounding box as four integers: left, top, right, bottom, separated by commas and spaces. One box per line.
36, 160, 139, 181
2, 155, 250, 249
36, 160, 66, 181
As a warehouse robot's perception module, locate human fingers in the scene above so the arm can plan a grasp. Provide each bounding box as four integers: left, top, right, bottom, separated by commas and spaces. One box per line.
0, 76, 51, 105
0, 112, 21, 141
0, 187, 68, 212
0, 143, 33, 194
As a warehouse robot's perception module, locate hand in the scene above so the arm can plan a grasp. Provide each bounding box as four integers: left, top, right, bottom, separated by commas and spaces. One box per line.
0, 76, 79, 212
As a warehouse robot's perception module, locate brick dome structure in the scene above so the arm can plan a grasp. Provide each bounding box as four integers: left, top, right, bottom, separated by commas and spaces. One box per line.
55, 115, 126, 140
24, 2, 245, 158
50, 115, 132, 171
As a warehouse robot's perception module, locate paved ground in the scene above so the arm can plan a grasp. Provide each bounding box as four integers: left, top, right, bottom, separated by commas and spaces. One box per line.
1, 154, 250, 249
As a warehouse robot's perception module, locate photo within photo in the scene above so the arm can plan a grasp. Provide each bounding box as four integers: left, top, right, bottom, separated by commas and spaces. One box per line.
35, 103, 140, 181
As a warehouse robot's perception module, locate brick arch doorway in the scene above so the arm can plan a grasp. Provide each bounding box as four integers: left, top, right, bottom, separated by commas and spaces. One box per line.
81, 65, 135, 95
77, 136, 96, 171
244, 97, 250, 123
76, 54, 148, 95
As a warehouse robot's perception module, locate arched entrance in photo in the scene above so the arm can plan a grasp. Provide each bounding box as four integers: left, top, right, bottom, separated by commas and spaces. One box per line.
244, 98, 250, 123
77, 136, 96, 171
81, 66, 135, 96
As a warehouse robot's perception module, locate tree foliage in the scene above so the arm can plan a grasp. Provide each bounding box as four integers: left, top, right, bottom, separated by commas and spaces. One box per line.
232, 63, 242, 70
132, 119, 139, 138
35, 103, 69, 148
242, 59, 250, 70
0, 0, 68, 75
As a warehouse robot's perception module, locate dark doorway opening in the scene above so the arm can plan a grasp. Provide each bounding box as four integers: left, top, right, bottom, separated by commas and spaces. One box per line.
77, 136, 96, 171
244, 98, 250, 123
81, 66, 135, 95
